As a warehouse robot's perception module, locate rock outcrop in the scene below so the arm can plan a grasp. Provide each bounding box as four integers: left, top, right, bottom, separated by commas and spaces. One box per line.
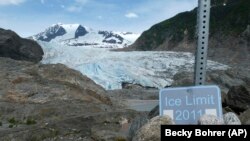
0, 57, 141, 140
223, 112, 241, 125
172, 68, 250, 96
132, 116, 174, 141
0, 28, 44, 63
0, 57, 111, 105
198, 113, 242, 125
198, 115, 224, 125
226, 85, 250, 111
240, 109, 250, 124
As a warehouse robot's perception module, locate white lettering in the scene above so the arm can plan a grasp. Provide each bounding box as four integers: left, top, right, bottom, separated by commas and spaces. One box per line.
185, 95, 215, 106
165, 129, 192, 138
165, 97, 182, 107
165, 129, 172, 136
195, 129, 226, 136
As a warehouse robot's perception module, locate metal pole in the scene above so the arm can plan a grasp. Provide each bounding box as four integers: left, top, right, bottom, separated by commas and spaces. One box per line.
194, 0, 211, 86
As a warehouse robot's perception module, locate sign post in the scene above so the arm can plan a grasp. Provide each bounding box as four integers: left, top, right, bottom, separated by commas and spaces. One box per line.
194, 0, 211, 85
159, 0, 224, 124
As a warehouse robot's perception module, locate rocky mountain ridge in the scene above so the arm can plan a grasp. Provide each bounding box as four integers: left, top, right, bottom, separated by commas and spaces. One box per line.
127, 0, 250, 68
0, 28, 44, 63
31, 23, 140, 48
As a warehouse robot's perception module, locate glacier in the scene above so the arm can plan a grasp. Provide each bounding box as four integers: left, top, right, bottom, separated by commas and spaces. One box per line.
39, 41, 229, 90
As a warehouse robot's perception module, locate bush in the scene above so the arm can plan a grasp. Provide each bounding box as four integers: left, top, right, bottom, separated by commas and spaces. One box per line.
8, 117, 17, 124
26, 118, 37, 125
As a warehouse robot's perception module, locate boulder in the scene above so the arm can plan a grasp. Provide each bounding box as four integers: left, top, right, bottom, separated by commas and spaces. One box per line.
198, 115, 224, 125
148, 105, 159, 119
128, 105, 160, 140
239, 109, 250, 124
0, 28, 43, 63
245, 120, 250, 125
172, 69, 249, 95
132, 116, 174, 141
226, 85, 250, 111
223, 112, 241, 125
223, 106, 234, 114
209, 73, 245, 89
221, 92, 228, 106
128, 113, 149, 140
172, 71, 194, 86
224, 68, 250, 87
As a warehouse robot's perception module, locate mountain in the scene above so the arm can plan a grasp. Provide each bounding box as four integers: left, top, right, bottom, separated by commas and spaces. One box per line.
31, 23, 140, 48
0, 28, 43, 63
127, 0, 250, 67
0, 28, 139, 141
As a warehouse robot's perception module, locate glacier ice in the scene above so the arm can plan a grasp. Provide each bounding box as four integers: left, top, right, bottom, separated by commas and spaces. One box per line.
39, 41, 229, 90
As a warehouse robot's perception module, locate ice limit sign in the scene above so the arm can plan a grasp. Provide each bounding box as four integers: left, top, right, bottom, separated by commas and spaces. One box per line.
159, 85, 223, 124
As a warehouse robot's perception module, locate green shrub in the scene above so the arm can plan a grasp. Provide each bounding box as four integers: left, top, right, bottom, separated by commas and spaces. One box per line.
8, 117, 17, 124
26, 118, 37, 125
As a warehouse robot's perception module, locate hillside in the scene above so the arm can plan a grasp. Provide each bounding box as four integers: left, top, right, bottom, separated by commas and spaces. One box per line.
0, 28, 43, 63
0, 27, 141, 141
128, 0, 250, 67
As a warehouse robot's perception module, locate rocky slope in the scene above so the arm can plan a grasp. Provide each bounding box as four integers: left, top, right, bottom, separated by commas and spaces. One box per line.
0, 28, 44, 63
127, 0, 250, 68
0, 28, 141, 140
0, 57, 143, 141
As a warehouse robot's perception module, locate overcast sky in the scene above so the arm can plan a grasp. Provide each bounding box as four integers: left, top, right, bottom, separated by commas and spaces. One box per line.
0, 0, 197, 37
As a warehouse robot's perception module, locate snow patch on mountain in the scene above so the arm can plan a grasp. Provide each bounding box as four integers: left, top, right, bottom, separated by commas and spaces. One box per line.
115, 32, 140, 43
39, 41, 229, 90
32, 23, 140, 48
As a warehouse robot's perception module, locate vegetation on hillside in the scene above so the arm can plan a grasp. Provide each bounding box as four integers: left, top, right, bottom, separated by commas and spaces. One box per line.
132, 0, 249, 51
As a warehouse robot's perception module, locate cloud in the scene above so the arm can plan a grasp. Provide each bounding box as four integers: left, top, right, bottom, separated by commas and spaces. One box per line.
125, 12, 138, 18
41, 0, 45, 4
133, 0, 197, 18
66, 0, 89, 12
0, 0, 26, 6
67, 6, 82, 12
97, 16, 103, 20
75, 0, 88, 5
127, 0, 196, 27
